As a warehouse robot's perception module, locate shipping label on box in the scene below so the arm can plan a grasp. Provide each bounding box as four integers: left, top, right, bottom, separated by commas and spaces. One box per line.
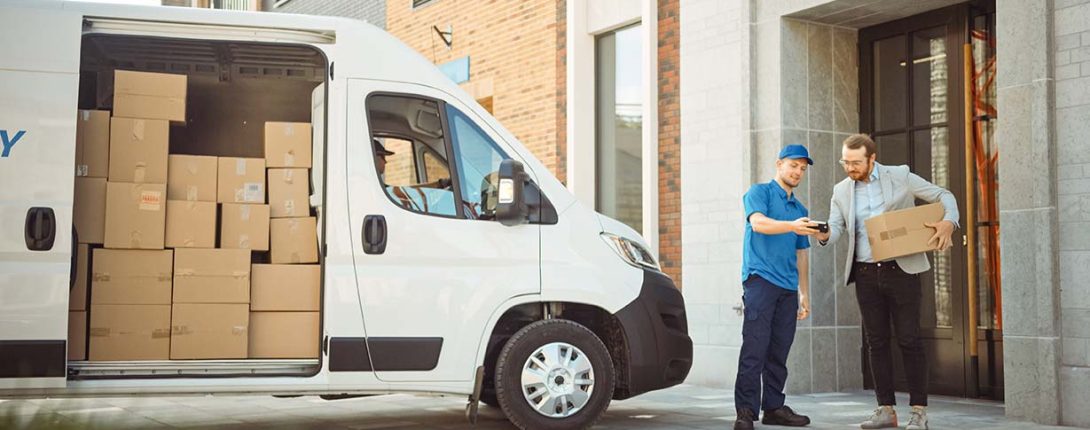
170, 304, 249, 360
91, 249, 173, 305
113, 70, 187, 122
68, 311, 87, 361
864, 203, 946, 262
221, 203, 270, 251
88, 304, 171, 361
218, 157, 265, 204
108, 117, 169, 183
173, 248, 250, 304
268, 168, 309, 218
71, 244, 90, 312
251, 264, 319, 311
265, 122, 312, 168
104, 182, 167, 250
249, 311, 319, 359
168, 155, 217, 202
74, 177, 107, 244
165, 200, 216, 249
270, 217, 318, 264
75, 110, 110, 178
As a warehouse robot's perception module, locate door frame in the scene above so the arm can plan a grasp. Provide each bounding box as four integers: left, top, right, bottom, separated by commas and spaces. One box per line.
858, 3, 973, 397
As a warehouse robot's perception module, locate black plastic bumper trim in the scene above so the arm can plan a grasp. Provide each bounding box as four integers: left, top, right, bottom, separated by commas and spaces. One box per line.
0, 340, 66, 378
613, 270, 693, 399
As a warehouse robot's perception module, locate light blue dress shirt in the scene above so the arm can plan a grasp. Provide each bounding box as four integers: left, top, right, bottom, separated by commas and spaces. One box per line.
854, 163, 885, 263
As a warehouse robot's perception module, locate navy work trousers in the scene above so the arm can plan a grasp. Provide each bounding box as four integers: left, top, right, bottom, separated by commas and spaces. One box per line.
734, 274, 799, 415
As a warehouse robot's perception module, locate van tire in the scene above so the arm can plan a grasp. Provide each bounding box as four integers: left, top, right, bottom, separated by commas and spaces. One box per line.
494, 319, 614, 430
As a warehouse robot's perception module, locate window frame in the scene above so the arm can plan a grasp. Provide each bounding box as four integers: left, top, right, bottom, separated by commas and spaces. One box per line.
365, 92, 465, 220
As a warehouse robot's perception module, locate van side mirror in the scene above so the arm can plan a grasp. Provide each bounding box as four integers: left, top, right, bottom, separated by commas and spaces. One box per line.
495, 159, 529, 226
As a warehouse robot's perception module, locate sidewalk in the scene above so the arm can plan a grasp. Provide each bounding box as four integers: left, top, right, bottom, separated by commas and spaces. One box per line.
0, 384, 1077, 429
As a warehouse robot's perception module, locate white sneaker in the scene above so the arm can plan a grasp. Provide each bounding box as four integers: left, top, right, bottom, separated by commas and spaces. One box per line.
860, 406, 897, 429
906, 407, 929, 430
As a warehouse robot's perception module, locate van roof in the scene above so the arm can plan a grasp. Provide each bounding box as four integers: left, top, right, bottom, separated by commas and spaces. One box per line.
22, 0, 457, 90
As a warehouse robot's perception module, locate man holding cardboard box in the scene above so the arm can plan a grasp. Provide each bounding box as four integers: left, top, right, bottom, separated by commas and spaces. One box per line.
814, 134, 959, 430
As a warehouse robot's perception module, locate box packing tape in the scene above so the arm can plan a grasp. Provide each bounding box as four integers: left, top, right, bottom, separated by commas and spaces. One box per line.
236, 158, 246, 175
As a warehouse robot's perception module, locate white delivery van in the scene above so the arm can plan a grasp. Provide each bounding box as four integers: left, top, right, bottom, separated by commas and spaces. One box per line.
0, 1, 692, 428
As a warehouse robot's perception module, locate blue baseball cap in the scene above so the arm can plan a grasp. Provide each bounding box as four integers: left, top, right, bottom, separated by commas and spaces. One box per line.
778, 144, 813, 165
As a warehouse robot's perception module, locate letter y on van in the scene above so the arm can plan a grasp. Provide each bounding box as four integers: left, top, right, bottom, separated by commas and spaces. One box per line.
1, 129, 26, 157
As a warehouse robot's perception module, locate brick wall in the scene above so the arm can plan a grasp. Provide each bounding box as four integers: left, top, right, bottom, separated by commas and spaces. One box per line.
386, 0, 563, 177
555, 0, 567, 186
658, 0, 682, 287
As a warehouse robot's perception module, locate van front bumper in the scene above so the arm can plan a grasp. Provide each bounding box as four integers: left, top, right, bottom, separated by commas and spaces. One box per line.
612, 269, 693, 399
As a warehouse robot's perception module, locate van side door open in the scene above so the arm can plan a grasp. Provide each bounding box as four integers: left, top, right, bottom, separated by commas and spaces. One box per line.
345, 80, 540, 382
0, 4, 83, 389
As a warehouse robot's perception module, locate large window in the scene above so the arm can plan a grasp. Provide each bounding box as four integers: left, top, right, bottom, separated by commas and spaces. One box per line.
595, 24, 643, 232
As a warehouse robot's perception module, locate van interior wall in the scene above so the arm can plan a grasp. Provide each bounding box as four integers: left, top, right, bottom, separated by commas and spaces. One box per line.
170, 76, 318, 157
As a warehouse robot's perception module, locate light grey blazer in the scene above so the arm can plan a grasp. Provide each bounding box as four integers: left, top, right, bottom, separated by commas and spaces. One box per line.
820, 163, 960, 283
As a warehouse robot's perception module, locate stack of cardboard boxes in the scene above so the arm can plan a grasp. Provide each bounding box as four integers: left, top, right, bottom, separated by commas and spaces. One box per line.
70, 70, 320, 362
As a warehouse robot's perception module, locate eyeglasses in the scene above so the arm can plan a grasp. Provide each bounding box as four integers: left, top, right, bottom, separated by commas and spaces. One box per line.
838, 160, 868, 168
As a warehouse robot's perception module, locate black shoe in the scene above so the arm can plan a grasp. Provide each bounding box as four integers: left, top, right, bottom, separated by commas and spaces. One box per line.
762, 405, 811, 426
734, 408, 756, 430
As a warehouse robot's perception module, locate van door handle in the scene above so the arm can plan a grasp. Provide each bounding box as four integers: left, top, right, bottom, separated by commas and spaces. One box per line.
25, 207, 56, 251
362, 215, 387, 255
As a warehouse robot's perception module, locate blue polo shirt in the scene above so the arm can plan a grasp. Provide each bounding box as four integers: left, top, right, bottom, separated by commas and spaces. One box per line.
741, 180, 811, 291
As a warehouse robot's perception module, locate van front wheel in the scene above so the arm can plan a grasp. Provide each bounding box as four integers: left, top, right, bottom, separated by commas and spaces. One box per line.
494, 319, 615, 430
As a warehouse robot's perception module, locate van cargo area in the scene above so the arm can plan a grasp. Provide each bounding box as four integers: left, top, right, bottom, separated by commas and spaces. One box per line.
69, 34, 327, 378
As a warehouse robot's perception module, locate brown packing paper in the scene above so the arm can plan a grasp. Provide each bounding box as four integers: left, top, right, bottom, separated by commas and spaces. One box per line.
264, 122, 312, 168
71, 244, 90, 311
112, 70, 187, 122
250, 264, 320, 311
220, 203, 270, 251
88, 304, 171, 361
91, 249, 173, 305
268, 168, 310, 218
270, 217, 318, 264
217, 157, 266, 204
104, 182, 167, 250
74, 177, 107, 244
172, 248, 250, 304
170, 304, 249, 359
68, 311, 87, 361
249, 312, 319, 359
864, 203, 946, 262
75, 110, 110, 178
167, 155, 217, 202
165, 200, 216, 249
108, 117, 169, 184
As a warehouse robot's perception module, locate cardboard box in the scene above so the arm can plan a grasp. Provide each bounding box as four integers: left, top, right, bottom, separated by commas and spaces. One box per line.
220, 203, 270, 251
168, 155, 217, 202
75, 110, 110, 178
173, 248, 250, 304
165, 200, 216, 249
113, 70, 187, 122
865, 203, 946, 262
108, 117, 169, 184
104, 182, 167, 250
270, 217, 318, 264
74, 177, 107, 244
251, 264, 319, 311
91, 249, 173, 305
249, 312, 319, 359
71, 244, 90, 311
265, 122, 312, 168
268, 168, 310, 218
170, 304, 249, 359
218, 157, 265, 204
88, 304, 171, 361
68, 311, 87, 361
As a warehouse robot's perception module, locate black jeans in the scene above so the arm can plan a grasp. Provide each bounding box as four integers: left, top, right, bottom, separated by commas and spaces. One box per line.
853, 261, 928, 407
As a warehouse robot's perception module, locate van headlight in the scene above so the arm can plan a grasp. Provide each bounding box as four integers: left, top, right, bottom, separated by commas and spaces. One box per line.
600, 233, 660, 271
